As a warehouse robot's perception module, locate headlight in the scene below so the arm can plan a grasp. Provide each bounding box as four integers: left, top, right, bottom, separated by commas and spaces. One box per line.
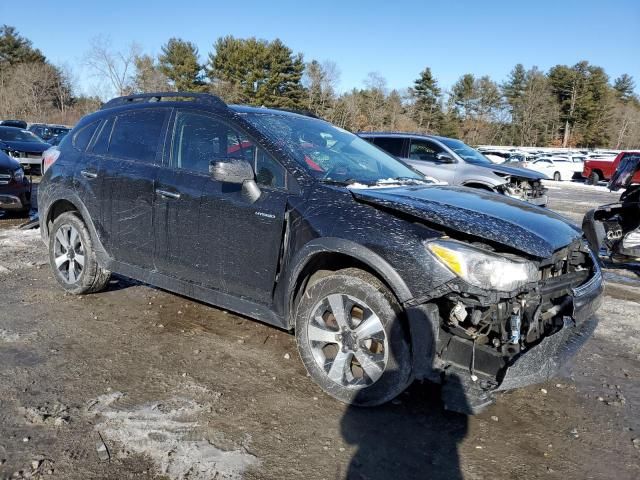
622, 229, 640, 249
13, 168, 24, 182
427, 240, 539, 291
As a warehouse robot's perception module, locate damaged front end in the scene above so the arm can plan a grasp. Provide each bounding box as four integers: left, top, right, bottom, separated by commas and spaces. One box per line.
583, 155, 640, 262
408, 239, 603, 414
498, 177, 548, 206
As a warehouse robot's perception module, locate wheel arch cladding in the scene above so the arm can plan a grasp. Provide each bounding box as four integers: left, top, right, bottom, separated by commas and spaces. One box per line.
286, 238, 413, 329
43, 195, 108, 264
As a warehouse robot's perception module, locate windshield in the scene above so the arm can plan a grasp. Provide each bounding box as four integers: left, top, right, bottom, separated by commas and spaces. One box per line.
0, 127, 46, 144
241, 112, 426, 186
439, 138, 492, 165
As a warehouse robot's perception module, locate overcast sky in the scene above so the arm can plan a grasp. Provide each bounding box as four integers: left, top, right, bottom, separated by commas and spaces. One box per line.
2, 0, 638, 96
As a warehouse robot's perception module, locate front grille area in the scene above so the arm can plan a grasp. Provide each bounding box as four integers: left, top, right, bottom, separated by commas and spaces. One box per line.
0, 169, 11, 185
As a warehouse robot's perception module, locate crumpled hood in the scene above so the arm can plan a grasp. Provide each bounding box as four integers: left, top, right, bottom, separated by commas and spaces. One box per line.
0, 140, 50, 153
351, 185, 581, 258
483, 163, 548, 180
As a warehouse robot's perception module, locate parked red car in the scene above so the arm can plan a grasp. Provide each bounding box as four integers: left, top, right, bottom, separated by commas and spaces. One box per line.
583, 151, 640, 185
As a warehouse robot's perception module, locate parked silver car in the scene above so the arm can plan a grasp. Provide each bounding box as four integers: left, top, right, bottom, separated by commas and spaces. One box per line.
359, 132, 549, 206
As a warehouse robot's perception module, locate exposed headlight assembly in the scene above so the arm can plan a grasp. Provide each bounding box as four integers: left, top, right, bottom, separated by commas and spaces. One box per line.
427, 240, 539, 292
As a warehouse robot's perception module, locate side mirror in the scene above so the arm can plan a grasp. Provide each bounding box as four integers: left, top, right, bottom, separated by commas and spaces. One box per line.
436, 152, 455, 163
210, 158, 261, 203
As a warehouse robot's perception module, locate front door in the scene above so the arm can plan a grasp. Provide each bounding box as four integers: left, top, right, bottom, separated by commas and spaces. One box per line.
156, 109, 290, 304
406, 138, 458, 184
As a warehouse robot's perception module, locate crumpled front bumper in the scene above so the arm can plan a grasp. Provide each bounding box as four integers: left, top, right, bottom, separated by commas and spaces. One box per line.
496, 268, 603, 392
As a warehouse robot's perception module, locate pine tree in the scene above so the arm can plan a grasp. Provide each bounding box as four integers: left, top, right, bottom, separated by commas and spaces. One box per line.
207, 36, 305, 109
158, 38, 204, 92
613, 74, 636, 103
411, 67, 442, 132
0, 25, 46, 70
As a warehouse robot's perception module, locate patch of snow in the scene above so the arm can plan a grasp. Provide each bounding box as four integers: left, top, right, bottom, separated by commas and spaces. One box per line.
0, 329, 21, 342
0, 228, 41, 249
347, 177, 445, 190
87, 392, 258, 480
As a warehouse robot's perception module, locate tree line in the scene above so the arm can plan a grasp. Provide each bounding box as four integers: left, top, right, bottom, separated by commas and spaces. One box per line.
1, 25, 638, 148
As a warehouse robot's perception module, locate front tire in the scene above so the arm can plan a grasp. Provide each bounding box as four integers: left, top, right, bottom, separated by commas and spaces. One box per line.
48, 212, 111, 294
589, 171, 600, 185
295, 268, 412, 406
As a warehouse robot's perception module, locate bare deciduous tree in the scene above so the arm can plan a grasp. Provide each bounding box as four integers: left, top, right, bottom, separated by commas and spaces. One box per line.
84, 36, 140, 98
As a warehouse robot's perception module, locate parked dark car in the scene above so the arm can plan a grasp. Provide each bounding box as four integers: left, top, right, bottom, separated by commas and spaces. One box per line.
359, 132, 549, 206
583, 153, 640, 262
46, 130, 69, 147
38, 92, 603, 412
0, 150, 31, 212
0, 119, 28, 129
28, 123, 71, 143
0, 126, 51, 172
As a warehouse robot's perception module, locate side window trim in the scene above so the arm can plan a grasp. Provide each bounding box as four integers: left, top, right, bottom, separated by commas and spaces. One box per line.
72, 120, 101, 152
88, 116, 115, 152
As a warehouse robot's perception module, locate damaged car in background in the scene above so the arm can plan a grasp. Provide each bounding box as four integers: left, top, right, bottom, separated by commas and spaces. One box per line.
583, 153, 640, 263
38, 92, 602, 413
359, 132, 549, 206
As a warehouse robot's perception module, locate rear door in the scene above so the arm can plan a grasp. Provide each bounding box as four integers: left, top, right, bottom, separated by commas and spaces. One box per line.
93, 108, 169, 269
370, 136, 407, 160
155, 109, 290, 304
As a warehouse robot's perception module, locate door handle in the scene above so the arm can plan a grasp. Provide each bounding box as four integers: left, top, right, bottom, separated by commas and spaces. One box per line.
155, 189, 181, 200
80, 170, 98, 179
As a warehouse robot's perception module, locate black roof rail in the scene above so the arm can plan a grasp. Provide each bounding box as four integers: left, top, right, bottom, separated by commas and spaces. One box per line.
100, 92, 227, 110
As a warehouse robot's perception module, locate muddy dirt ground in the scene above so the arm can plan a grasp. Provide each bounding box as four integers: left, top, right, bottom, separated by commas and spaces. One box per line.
1, 181, 639, 480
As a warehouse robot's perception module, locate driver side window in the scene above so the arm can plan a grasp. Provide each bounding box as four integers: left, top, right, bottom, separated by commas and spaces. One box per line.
409, 140, 445, 162
171, 111, 286, 188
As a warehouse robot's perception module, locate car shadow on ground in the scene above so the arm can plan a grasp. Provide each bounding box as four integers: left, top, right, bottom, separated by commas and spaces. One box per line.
340, 380, 468, 480
104, 273, 144, 292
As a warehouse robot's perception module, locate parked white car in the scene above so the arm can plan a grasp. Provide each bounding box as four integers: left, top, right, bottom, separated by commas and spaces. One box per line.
525, 158, 581, 181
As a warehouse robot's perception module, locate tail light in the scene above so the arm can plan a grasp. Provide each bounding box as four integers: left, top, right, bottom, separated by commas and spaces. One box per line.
42, 147, 61, 174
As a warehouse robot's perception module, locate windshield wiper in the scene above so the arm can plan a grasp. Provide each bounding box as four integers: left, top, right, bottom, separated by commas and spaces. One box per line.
318, 178, 359, 186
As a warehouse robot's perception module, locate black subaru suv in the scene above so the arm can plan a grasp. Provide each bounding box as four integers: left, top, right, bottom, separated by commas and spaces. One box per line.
38, 93, 603, 412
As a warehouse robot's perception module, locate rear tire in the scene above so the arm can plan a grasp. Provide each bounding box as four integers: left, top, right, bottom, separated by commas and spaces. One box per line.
553, 172, 561, 181
589, 171, 600, 185
48, 212, 111, 295
295, 268, 412, 406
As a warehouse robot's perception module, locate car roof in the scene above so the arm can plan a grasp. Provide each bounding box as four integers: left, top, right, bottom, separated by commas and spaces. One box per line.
357, 131, 454, 142
229, 104, 319, 119
0, 125, 26, 132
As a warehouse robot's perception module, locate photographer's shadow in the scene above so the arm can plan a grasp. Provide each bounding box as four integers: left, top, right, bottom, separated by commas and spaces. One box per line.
340, 377, 468, 480
339, 316, 471, 480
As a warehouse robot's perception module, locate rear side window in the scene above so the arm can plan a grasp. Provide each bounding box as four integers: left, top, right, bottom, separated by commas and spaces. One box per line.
72, 121, 100, 151
373, 137, 404, 157
92, 117, 115, 155
108, 110, 167, 163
